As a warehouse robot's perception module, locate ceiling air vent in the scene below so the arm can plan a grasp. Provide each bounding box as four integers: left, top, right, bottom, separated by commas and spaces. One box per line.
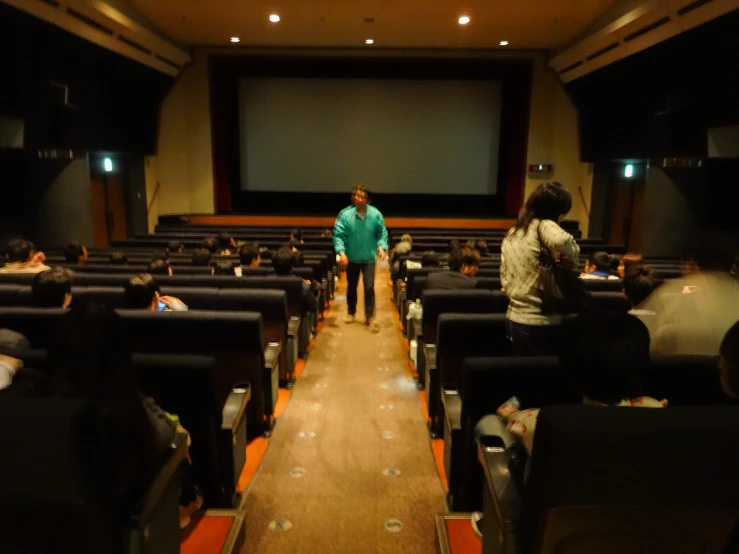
677, 0, 715, 17
118, 35, 152, 55
65, 7, 114, 35
624, 16, 671, 42
37, 0, 60, 8
155, 55, 182, 71
560, 60, 584, 76
586, 42, 619, 61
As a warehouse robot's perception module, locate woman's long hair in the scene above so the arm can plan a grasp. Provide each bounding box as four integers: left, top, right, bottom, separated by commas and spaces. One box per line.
514, 182, 573, 233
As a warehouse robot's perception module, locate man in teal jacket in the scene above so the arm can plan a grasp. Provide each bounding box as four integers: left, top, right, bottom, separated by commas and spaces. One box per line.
334, 183, 388, 331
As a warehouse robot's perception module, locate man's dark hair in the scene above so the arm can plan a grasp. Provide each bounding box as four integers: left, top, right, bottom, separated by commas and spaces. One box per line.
290, 229, 302, 241
191, 248, 211, 266
6, 238, 34, 263
448, 239, 460, 253
476, 240, 489, 256
448, 247, 480, 272
272, 247, 295, 276
421, 251, 439, 268
588, 251, 612, 273
213, 260, 236, 275
148, 259, 170, 275
124, 273, 159, 309
32, 268, 72, 307
202, 237, 219, 254
151, 249, 168, 263
64, 242, 85, 263
682, 230, 737, 272
167, 241, 183, 253
218, 232, 233, 250
260, 248, 273, 260
560, 313, 650, 404
110, 251, 128, 265
623, 268, 663, 307
239, 242, 261, 266
351, 182, 370, 201
515, 182, 572, 233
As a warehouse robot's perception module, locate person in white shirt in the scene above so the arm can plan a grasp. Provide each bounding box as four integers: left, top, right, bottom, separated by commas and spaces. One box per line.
580, 251, 620, 280
500, 182, 580, 356
0, 239, 49, 274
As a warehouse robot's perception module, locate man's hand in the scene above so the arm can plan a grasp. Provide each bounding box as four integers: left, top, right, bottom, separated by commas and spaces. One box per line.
377, 248, 387, 261
0, 354, 22, 374
29, 251, 46, 266
339, 253, 349, 268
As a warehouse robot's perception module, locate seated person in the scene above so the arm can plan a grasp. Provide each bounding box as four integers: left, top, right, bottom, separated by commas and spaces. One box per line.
320, 229, 333, 239
217, 232, 236, 255
579, 251, 618, 280
32, 267, 73, 308
260, 248, 273, 261
202, 236, 219, 255
239, 242, 261, 269
425, 247, 479, 290
290, 228, 304, 247
110, 251, 128, 265
391, 234, 413, 278
213, 260, 236, 276
272, 247, 318, 315
63, 242, 88, 264
191, 248, 212, 267
476, 240, 489, 257
719, 321, 739, 398
448, 239, 460, 253
0, 330, 29, 391
167, 241, 184, 254
495, 313, 666, 456
148, 259, 172, 277
0, 238, 49, 274
617, 252, 644, 279
421, 250, 440, 268
124, 274, 187, 311
151, 249, 169, 263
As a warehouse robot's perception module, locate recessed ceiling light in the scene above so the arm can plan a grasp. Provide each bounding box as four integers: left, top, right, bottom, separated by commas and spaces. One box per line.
230, 37, 240, 43
499, 40, 509, 46
365, 38, 374, 45
269, 14, 280, 23
458, 16, 470, 25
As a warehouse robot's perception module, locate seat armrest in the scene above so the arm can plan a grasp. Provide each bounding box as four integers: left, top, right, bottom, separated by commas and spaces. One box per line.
131, 432, 188, 527
287, 317, 300, 337
222, 385, 251, 431
265, 341, 282, 370
424, 343, 436, 372
442, 389, 462, 431
477, 419, 523, 531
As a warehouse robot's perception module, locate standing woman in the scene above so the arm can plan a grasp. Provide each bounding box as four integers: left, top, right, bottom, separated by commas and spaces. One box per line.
500, 182, 580, 355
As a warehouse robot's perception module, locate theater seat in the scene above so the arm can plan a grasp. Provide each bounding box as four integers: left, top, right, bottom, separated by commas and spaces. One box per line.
0, 397, 187, 554
478, 406, 739, 554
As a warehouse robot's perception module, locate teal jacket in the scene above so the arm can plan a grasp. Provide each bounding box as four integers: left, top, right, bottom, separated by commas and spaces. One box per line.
333, 205, 389, 264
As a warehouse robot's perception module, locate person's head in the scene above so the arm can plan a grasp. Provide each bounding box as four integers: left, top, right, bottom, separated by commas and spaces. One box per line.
151, 249, 168, 263
465, 239, 477, 250
109, 251, 128, 265
124, 273, 160, 310
290, 229, 303, 242
448, 247, 480, 276
63, 242, 88, 264
5, 238, 35, 263
213, 260, 236, 276
618, 253, 644, 279
260, 248, 273, 260
400, 234, 412, 245
476, 239, 489, 256
148, 259, 172, 276
560, 313, 650, 405
622, 268, 663, 308
166, 241, 183, 254
191, 248, 212, 266
32, 267, 72, 308
272, 247, 295, 276
240, 242, 261, 267
320, 229, 333, 238
449, 239, 460, 253
515, 182, 572, 232
584, 251, 612, 274
202, 236, 219, 254
719, 322, 739, 398
421, 250, 439, 268
681, 231, 737, 274
351, 182, 370, 211
218, 232, 235, 252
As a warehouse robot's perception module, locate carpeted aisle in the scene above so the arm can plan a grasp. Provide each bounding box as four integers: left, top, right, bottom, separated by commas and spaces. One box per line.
240, 263, 446, 553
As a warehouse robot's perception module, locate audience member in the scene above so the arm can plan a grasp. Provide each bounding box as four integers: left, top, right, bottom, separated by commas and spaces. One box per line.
148, 259, 172, 276
260, 248, 273, 260
476, 240, 489, 257
63, 242, 88, 264
218, 232, 236, 255
421, 250, 440, 268
239, 242, 261, 268
0, 329, 27, 391
500, 182, 579, 356
167, 241, 184, 254
580, 251, 618, 280
290, 229, 304, 246
448, 239, 460, 253
32, 267, 73, 308
110, 251, 128, 265
320, 229, 333, 238
124, 274, 187, 311
0, 239, 49, 273
272, 248, 318, 315
718, 321, 739, 399
622, 268, 663, 337
426, 247, 479, 290
394, 234, 413, 256
213, 260, 236, 276
202, 237, 219, 254
151, 249, 169, 263
191, 248, 212, 267
617, 253, 644, 279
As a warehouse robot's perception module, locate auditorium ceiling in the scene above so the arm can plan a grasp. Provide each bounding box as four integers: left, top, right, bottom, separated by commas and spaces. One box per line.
125, 0, 623, 50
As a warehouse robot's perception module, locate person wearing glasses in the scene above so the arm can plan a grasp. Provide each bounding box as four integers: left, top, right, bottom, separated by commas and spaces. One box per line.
333, 183, 389, 333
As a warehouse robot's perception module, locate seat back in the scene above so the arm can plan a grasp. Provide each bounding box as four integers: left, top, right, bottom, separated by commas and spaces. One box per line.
523, 406, 739, 554
72, 286, 129, 309
436, 314, 510, 388
582, 279, 624, 292
422, 290, 507, 343
646, 355, 733, 406
159, 287, 219, 310
589, 291, 630, 313
406, 267, 442, 295
0, 307, 66, 345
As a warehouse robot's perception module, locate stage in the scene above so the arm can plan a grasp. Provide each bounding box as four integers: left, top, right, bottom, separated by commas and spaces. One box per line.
184, 215, 516, 230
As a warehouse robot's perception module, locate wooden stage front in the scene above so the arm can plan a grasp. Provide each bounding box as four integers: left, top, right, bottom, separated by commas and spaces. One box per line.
184, 215, 516, 230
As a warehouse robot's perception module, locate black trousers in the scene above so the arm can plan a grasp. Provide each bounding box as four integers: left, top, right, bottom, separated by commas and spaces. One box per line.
346, 262, 376, 320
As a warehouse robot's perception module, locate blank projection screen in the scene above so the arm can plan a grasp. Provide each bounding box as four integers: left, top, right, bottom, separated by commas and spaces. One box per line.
238, 78, 502, 195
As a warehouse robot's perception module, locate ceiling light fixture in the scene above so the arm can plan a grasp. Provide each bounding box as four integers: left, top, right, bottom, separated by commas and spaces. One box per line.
230, 37, 240, 43
458, 16, 470, 25
499, 40, 509, 46
269, 14, 280, 23
365, 38, 374, 45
